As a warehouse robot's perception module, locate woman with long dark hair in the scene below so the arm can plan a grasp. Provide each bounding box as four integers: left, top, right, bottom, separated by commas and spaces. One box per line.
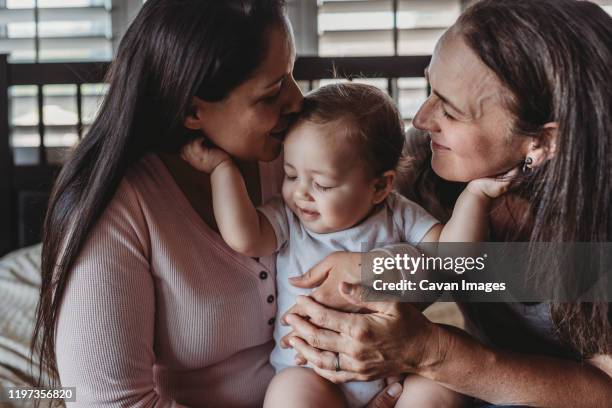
31, 0, 311, 406
282, 1, 612, 406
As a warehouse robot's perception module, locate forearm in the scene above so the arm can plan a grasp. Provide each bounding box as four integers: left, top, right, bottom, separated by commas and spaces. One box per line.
440, 189, 491, 242
419, 324, 612, 407
210, 161, 268, 254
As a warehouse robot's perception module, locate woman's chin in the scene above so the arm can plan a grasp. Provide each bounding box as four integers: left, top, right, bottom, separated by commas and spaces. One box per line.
431, 157, 472, 182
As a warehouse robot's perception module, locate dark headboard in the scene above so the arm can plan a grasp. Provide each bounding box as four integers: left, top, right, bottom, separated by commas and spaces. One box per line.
0, 54, 430, 257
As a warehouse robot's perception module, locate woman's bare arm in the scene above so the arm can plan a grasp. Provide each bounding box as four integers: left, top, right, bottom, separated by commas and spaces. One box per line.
425, 323, 612, 407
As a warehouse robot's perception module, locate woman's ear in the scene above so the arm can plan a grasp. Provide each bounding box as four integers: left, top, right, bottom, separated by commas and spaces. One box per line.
184, 97, 207, 130
526, 122, 558, 169
372, 170, 396, 204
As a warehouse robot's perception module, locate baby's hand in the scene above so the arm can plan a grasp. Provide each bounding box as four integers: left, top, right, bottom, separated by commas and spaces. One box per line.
181, 137, 231, 173
466, 167, 518, 200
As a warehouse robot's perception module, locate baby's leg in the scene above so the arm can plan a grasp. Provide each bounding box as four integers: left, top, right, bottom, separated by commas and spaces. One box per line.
264, 367, 346, 408
396, 374, 469, 408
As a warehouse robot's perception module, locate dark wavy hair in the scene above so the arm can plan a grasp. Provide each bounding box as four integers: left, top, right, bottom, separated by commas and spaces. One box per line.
300, 83, 406, 178
457, 0, 612, 356
32, 0, 287, 391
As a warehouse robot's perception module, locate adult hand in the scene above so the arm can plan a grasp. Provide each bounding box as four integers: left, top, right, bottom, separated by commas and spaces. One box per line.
281, 251, 366, 320
281, 282, 444, 384
181, 137, 231, 173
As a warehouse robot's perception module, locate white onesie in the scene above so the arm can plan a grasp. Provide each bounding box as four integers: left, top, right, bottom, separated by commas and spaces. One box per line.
258, 191, 439, 407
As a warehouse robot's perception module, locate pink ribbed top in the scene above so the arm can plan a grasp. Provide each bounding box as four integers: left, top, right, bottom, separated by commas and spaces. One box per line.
56, 154, 283, 407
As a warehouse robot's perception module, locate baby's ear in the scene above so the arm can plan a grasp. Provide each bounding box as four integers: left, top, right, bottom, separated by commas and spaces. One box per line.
372, 170, 396, 204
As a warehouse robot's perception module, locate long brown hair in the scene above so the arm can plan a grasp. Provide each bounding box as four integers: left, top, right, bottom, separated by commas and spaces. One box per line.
456, 0, 612, 356
32, 0, 287, 389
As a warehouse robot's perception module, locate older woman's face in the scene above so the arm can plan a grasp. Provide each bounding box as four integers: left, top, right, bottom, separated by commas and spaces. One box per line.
193, 22, 303, 162
412, 32, 529, 182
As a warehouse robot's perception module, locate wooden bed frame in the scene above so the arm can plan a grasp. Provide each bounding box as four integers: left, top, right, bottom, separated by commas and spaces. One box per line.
0, 54, 431, 257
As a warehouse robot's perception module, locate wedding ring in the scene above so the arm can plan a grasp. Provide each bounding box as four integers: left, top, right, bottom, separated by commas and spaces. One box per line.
335, 353, 341, 372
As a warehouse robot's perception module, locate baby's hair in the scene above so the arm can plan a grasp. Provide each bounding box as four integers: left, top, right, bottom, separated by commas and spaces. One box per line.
299, 82, 405, 178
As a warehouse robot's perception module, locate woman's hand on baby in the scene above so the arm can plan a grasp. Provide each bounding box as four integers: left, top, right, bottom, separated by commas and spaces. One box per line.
466, 167, 519, 199
282, 252, 364, 319
181, 137, 232, 173
281, 281, 442, 384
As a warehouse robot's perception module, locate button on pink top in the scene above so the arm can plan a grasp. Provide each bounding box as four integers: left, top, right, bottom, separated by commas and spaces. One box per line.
56, 154, 283, 407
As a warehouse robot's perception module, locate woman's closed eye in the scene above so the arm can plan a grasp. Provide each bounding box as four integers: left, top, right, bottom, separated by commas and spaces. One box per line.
261, 89, 282, 105
284, 174, 297, 181
442, 107, 456, 121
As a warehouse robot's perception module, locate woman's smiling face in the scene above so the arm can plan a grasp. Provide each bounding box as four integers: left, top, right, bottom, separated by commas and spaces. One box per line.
412, 31, 531, 182
189, 22, 303, 162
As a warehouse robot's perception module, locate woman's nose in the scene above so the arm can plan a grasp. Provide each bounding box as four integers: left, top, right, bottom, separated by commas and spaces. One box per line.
412, 97, 440, 132
281, 75, 303, 115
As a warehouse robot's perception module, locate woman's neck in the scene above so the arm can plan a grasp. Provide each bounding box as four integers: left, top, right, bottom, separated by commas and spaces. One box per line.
158, 152, 261, 233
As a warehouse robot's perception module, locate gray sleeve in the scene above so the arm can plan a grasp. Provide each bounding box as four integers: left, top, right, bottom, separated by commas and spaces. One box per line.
257, 195, 290, 251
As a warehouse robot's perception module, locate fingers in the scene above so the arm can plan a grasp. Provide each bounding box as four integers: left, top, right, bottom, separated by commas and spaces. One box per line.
311, 365, 361, 384
366, 382, 403, 408
181, 137, 211, 171
280, 328, 297, 349
339, 282, 397, 315
280, 304, 298, 325
500, 166, 520, 180
283, 312, 346, 353
289, 253, 338, 288
294, 352, 306, 366
286, 295, 357, 332
287, 337, 366, 376
286, 336, 337, 370
180, 137, 203, 162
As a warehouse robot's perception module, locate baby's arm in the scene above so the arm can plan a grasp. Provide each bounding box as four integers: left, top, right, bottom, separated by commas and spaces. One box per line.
439, 186, 494, 242
439, 171, 516, 242
182, 139, 277, 257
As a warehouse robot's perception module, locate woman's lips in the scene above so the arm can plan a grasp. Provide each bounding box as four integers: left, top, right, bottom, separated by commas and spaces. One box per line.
430, 140, 451, 151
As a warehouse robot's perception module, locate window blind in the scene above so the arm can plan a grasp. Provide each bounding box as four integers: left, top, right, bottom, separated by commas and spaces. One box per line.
317, 0, 461, 120
0, 0, 112, 63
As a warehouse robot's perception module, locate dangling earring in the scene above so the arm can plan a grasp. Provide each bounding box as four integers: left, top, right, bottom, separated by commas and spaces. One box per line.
522, 156, 533, 173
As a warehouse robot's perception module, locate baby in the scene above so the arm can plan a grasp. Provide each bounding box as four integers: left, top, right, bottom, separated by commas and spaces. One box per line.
183, 83, 509, 407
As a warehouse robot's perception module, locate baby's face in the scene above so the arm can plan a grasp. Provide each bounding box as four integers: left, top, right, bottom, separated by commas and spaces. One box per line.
281, 120, 378, 234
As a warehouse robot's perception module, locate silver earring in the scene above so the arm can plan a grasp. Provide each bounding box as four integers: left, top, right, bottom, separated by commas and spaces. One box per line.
522, 156, 533, 173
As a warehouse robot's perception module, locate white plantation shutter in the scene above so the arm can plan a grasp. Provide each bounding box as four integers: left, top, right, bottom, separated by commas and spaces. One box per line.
317, 0, 461, 120
4, 1, 114, 164
318, 0, 461, 57
0, 0, 113, 63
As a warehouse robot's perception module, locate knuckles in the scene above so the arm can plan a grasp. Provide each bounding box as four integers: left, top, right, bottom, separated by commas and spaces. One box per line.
312, 310, 328, 327
307, 333, 321, 349
352, 324, 374, 342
